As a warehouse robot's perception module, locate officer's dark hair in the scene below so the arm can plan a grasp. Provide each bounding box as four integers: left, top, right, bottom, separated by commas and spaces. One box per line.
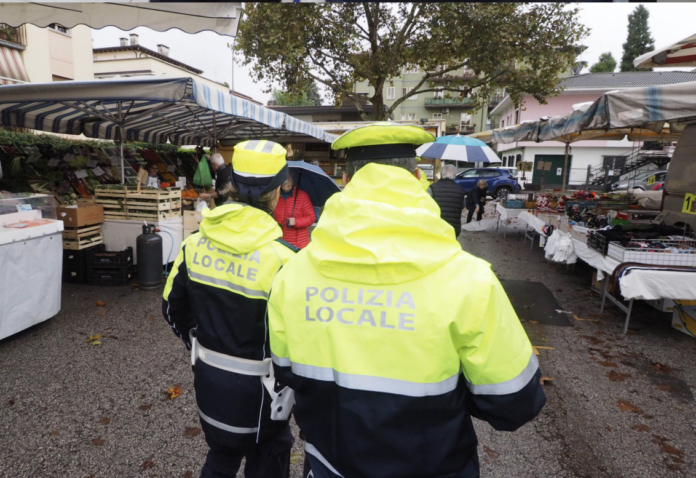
345, 157, 418, 179
218, 181, 280, 215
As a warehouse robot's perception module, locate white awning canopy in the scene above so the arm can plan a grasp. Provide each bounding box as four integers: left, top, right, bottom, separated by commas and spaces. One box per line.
634, 32, 696, 69
0, 2, 243, 37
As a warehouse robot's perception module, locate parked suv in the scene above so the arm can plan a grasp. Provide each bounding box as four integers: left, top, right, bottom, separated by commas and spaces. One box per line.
611, 170, 667, 191
454, 168, 522, 197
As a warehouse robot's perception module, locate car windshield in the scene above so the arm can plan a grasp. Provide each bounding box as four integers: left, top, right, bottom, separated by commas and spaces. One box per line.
508, 169, 518, 176
630, 171, 656, 181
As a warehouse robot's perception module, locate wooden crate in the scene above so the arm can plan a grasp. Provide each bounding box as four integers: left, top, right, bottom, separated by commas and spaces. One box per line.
62, 224, 103, 250
126, 188, 182, 200
126, 199, 175, 211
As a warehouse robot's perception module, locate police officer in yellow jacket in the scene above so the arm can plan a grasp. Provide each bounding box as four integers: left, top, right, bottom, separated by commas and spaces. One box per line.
163, 140, 299, 478
268, 123, 546, 478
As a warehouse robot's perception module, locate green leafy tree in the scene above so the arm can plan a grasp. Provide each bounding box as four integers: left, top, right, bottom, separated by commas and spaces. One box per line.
236, 3, 589, 121
620, 5, 655, 72
271, 81, 323, 106
590, 53, 617, 73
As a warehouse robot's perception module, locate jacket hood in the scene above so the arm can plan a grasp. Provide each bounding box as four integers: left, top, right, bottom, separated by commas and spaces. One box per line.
306, 163, 463, 285
199, 203, 281, 254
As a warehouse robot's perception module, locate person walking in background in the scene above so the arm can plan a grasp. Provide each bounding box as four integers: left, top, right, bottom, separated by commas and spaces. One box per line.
428, 164, 466, 235
274, 173, 316, 249
198, 153, 232, 207
162, 140, 297, 478
466, 179, 488, 223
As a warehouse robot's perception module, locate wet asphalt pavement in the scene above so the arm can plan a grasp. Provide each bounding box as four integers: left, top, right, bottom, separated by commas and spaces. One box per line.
1, 220, 695, 478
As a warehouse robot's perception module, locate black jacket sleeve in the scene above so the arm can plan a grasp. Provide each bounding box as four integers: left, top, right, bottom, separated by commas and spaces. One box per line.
162, 245, 195, 350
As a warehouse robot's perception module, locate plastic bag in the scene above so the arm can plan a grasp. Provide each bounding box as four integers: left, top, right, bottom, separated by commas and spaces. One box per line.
193, 156, 213, 187
195, 198, 209, 213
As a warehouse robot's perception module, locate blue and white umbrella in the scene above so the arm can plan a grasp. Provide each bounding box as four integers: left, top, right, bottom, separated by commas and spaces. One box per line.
416, 135, 501, 163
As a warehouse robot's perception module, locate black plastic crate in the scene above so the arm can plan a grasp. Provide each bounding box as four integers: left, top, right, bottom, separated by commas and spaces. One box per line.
63, 247, 100, 284
87, 267, 135, 286
87, 246, 133, 270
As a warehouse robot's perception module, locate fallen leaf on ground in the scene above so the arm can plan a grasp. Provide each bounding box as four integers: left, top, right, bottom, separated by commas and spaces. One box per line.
632, 424, 651, 432
652, 435, 669, 445
167, 386, 183, 399
96, 301, 105, 307
482, 445, 500, 460
666, 464, 682, 471
578, 334, 604, 345
149, 317, 155, 321
607, 371, 631, 382
523, 303, 535, 309
85, 334, 101, 342
574, 314, 599, 322
98, 417, 110, 425
599, 361, 619, 368
290, 453, 303, 464
140, 460, 155, 470
644, 415, 654, 420
183, 427, 201, 437
661, 444, 684, 457
529, 320, 539, 324
139, 405, 151, 411
91, 340, 102, 346
8, 399, 15, 406
657, 384, 674, 392
91, 438, 105, 446
97, 310, 105, 317
651, 362, 671, 374
540, 376, 554, 386
49, 430, 60, 436
182, 472, 194, 478
533, 346, 555, 356
617, 399, 642, 413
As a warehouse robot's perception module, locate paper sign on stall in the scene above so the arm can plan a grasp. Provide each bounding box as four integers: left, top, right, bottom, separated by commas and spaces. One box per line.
74, 170, 88, 179
92, 166, 106, 176
87, 159, 98, 168
47, 158, 60, 167
167, 165, 176, 172
16, 204, 32, 212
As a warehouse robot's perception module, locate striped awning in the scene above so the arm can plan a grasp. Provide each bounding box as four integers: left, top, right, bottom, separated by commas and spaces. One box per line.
0, 76, 338, 145
0, 46, 29, 86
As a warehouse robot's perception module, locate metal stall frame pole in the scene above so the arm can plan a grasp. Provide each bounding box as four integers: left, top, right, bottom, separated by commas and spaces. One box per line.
118, 100, 125, 184
561, 142, 570, 194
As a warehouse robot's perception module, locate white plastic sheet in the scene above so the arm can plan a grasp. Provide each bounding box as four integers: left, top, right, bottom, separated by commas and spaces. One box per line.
571, 239, 620, 280
619, 268, 696, 301
0, 232, 62, 340
101, 217, 183, 265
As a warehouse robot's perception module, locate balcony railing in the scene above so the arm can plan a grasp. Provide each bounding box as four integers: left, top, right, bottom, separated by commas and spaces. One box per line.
0, 24, 26, 47
425, 97, 472, 109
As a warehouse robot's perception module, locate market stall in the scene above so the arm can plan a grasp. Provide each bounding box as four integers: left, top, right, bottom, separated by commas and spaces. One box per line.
0, 193, 63, 339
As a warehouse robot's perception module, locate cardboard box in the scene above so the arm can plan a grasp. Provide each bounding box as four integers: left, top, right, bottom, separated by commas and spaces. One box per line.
57, 204, 104, 228
671, 300, 696, 339
183, 211, 203, 230
646, 299, 675, 313
183, 229, 198, 241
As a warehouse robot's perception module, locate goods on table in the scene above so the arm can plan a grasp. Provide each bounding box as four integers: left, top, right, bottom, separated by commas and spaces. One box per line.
607, 238, 696, 266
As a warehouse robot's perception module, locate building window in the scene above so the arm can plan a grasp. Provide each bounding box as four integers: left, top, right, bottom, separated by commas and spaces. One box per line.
516, 154, 521, 167
501, 120, 505, 128
48, 23, 71, 36
402, 87, 408, 97
402, 87, 417, 100
434, 88, 443, 99
432, 113, 442, 120
515, 108, 520, 125
387, 87, 395, 100
403, 64, 419, 74
460, 113, 471, 125
408, 113, 416, 121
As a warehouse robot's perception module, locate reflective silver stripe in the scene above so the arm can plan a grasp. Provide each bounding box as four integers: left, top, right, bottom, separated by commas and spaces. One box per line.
260, 140, 275, 154
271, 353, 291, 367
189, 270, 268, 299
305, 442, 343, 477
273, 356, 459, 397
198, 408, 258, 434
243, 140, 261, 150
197, 342, 272, 376
466, 351, 539, 396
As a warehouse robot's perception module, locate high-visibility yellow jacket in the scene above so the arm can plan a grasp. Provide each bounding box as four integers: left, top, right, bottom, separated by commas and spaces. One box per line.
163, 203, 297, 447
269, 163, 545, 478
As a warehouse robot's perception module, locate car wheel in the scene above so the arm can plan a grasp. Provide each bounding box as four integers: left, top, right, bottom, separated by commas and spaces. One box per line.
496, 186, 512, 198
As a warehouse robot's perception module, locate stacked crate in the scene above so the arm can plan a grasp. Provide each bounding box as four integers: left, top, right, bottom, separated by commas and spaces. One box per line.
93, 186, 182, 221
58, 203, 105, 283
87, 246, 135, 286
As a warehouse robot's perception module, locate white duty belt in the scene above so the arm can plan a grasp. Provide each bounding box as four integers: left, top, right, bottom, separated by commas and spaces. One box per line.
189, 329, 294, 421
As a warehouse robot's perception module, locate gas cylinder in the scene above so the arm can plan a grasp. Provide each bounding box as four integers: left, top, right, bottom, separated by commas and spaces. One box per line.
137, 224, 163, 290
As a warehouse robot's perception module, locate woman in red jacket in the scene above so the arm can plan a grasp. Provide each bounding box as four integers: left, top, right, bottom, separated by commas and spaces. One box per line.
273, 174, 316, 249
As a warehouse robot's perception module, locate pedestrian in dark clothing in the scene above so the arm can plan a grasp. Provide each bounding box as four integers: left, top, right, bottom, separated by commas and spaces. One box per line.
428, 164, 466, 235
465, 179, 488, 223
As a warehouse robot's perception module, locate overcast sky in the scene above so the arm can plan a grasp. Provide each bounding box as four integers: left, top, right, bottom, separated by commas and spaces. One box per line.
91, 3, 696, 106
